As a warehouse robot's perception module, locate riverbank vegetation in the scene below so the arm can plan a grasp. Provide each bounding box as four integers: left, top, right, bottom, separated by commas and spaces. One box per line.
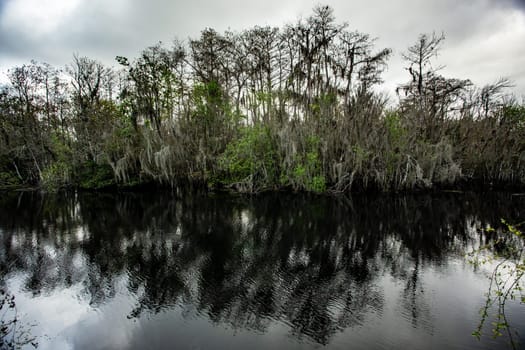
1, 5, 524, 193
469, 220, 524, 349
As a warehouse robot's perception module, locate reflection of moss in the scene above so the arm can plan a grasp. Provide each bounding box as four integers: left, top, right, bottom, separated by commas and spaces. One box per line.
308, 199, 326, 220
2, 191, 525, 346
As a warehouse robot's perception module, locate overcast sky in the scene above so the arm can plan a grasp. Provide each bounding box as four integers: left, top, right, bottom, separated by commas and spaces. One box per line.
1, 0, 525, 98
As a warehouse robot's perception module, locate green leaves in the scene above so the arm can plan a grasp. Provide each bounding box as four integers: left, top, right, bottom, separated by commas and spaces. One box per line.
218, 125, 278, 190
469, 220, 524, 349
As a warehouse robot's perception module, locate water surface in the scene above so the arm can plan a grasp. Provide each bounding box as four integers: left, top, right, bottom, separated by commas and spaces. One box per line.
0, 191, 524, 349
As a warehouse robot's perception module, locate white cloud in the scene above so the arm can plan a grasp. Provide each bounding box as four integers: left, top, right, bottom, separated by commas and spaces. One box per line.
0, 0, 524, 96
1, 0, 81, 36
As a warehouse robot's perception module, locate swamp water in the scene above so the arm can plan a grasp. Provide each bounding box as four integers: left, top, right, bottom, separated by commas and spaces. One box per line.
0, 191, 524, 350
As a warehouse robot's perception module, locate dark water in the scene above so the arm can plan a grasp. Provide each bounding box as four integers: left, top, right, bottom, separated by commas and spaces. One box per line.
0, 191, 524, 350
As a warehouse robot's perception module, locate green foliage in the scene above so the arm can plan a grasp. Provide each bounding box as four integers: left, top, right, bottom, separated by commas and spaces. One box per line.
218, 125, 278, 190
189, 81, 237, 168
282, 135, 326, 193
501, 105, 525, 130
0, 172, 22, 190
40, 133, 73, 191
102, 105, 138, 173
117, 43, 182, 132
105, 118, 136, 154
297, 150, 325, 192
41, 161, 70, 191
292, 164, 306, 181
75, 161, 116, 190
256, 91, 273, 104
385, 110, 407, 146
311, 93, 337, 121
192, 81, 231, 124
0, 9, 524, 193
310, 175, 327, 193
383, 111, 407, 179
468, 220, 524, 349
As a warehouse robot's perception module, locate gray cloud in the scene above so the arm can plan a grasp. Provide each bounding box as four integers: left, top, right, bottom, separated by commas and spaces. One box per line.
0, 0, 524, 97
511, 0, 525, 10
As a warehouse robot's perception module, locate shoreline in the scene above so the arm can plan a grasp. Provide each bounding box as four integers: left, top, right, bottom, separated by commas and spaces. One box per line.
2, 179, 524, 196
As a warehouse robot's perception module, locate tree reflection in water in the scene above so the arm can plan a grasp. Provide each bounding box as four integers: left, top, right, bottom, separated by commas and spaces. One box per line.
0, 191, 524, 347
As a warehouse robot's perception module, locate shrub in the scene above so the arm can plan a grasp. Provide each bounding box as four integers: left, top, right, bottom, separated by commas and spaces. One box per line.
218, 125, 279, 191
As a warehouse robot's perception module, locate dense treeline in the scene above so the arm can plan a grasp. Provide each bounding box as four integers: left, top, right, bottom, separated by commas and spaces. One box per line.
1, 5, 524, 192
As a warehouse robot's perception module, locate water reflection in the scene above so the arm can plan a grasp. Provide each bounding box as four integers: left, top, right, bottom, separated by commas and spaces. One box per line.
0, 191, 524, 349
